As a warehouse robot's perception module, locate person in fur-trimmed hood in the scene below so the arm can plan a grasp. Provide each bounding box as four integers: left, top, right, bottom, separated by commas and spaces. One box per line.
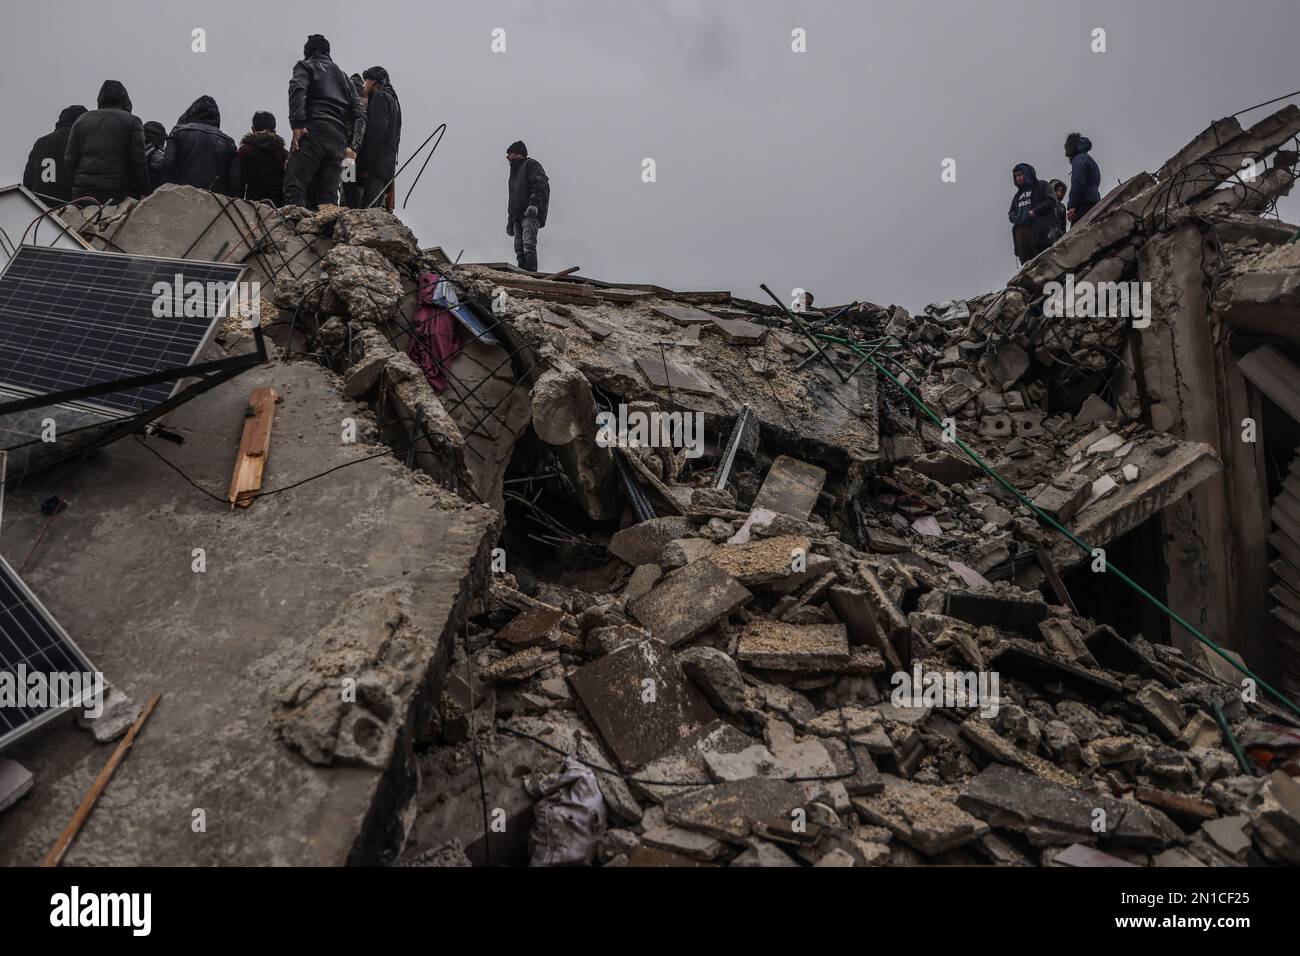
238, 111, 289, 205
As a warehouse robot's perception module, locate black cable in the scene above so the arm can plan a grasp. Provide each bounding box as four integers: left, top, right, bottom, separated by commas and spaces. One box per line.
1231, 88, 1300, 118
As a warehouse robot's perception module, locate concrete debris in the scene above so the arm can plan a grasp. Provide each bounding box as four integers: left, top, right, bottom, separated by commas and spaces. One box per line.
12, 107, 1297, 869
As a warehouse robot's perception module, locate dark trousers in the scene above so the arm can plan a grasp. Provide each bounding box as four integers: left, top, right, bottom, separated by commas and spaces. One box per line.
1070, 200, 1098, 228
1013, 224, 1036, 265
283, 120, 346, 209
360, 175, 391, 210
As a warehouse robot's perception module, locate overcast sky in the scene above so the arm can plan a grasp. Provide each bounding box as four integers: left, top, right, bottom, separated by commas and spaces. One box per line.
4, 0, 1300, 310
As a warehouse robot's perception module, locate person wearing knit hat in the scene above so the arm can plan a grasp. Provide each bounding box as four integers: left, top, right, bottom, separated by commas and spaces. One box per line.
356, 66, 401, 210
505, 141, 549, 271
284, 33, 365, 208
238, 110, 289, 206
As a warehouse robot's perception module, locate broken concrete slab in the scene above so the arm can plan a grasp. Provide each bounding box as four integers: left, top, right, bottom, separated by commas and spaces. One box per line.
0, 758, 34, 814
852, 776, 989, 856
736, 620, 851, 672
608, 516, 693, 566
943, 589, 1049, 636
627, 558, 752, 646
707, 534, 811, 585
957, 763, 1182, 848
662, 777, 805, 843
567, 639, 714, 769
751, 455, 827, 520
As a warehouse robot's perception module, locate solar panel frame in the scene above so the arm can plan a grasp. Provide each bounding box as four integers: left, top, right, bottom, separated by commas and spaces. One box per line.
0, 552, 99, 751
0, 246, 248, 418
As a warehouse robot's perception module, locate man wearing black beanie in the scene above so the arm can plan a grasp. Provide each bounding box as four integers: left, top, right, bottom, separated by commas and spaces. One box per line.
238, 110, 289, 206
505, 140, 549, 271
284, 33, 366, 208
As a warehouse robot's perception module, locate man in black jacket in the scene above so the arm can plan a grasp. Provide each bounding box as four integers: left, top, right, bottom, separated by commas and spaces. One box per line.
23, 105, 87, 203
64, 81, 148, 204
284, 34, 366, 209
160, 95, 240, 197
142, 121, 167, 193
237, 111, 289, 205
357, 66, 401, 210
1007, 163, 1055, 265
506, 141, 549, 272
341, 74, 366, 208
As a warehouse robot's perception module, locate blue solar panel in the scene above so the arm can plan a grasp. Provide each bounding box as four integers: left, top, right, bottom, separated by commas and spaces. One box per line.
0, 246, 246, 415
0, 554, 98, 750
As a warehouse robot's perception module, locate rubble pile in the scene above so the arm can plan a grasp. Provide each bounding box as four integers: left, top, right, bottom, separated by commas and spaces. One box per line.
48, 106, 1300, 868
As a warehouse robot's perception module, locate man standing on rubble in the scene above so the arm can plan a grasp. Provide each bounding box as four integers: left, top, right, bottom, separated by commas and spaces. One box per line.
284, 34, 366, 209
24, 105, 86, 203
1065, 132, 1101, 226
143, 121, 167, 193
237, 111, 289, 205
1008, 163, 1055, 265
160, 95, 241, 197
356, 66, 401, 211
506, 141, 549, 271
64, 81, 148, 205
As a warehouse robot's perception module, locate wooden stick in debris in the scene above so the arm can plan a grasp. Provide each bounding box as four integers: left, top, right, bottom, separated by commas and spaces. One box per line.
42, 693, 162, 867
540, 266, 580, 280
229, 388, 278, 508
1036, 550, 1079, 615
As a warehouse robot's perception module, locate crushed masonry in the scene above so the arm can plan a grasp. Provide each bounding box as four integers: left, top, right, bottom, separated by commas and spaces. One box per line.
5, 102, 1300, 871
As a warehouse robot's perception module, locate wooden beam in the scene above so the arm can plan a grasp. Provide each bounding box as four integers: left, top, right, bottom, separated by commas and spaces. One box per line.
229, 388, 278, 508
1037, 549, 1079, 615
42, 693, 161, 867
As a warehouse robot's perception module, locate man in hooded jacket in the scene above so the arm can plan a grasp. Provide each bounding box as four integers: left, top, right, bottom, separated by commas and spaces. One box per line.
160, 95, 240, 197
1007, 163, 1056, 265
64, 80, 148, 204
357, 66, 401, 210
505, 140, 549, 272
284, 34, 366, 209
237, 111, 289, 205
142, 121, 167, 193
1065, 132, 1101, 226
24, 105, 87, 203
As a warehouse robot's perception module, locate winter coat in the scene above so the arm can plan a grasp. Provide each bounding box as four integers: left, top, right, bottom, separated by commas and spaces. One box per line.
357, 83, 401, 182
288, 52, 366, 148
1007, 163, 1056, 252
65, 81, 149, 204
160, 96, 240, 196
142, 121, 166, 193
237, 130, 288, 205
23, 105, 87, 202
507, 156, 550, 226
1067, 136, 1101, 209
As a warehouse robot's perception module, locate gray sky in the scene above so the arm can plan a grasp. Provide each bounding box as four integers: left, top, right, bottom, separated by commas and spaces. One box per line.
5, 0, 1300, 310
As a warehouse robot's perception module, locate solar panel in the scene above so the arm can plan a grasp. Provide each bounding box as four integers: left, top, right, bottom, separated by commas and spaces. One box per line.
0, 246, 246, 415
0, 554, 98, 750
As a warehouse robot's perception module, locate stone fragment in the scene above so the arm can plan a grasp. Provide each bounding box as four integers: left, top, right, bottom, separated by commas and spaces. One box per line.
736, 620, 850, 672
627, 558, 751, 646
608, 517, 693, 566
663, 778, 806, 843
567, 639, 714, 769
707, 535, 811, 585
853, 776, 989, 856
957, 764, 1181, 847
677, 645, 751, 714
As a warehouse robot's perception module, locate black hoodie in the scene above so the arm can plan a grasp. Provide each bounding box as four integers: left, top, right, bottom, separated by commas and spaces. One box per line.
160, 95, 240, 197
64, 80, 148, 203
23, 105, 87, 202
237, 130, 289, 205
1007, 162, 1056, 252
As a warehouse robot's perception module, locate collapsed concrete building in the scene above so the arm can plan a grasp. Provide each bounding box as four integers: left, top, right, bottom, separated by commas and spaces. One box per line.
3, 106, 1300, 868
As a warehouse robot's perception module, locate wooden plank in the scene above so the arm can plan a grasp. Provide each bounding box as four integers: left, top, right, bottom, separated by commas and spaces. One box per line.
495, 276, 597, 299
1239, 346, 1300, 426
229, 387, 278, 508
42, 693, 161, 867
1037, 550, 1079, 615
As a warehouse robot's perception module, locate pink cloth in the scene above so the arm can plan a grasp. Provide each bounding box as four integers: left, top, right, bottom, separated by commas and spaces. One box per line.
408, 271, 458, 392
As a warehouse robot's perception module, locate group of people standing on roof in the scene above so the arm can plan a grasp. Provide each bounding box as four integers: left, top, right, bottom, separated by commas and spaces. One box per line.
21, 34, 403, 214
21, 32, 552, 272
1008, 132, 1101, 264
